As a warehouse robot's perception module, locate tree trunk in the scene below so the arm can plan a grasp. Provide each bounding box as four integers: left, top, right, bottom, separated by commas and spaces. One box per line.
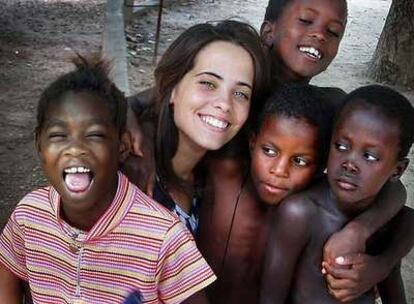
368, 0, 414, 88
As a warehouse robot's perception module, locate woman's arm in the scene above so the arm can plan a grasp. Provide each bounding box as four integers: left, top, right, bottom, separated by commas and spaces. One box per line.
260, 197, 312, 304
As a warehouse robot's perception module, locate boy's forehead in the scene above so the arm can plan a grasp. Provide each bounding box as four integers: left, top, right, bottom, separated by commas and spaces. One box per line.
335, 105, 400, 144
285, 0, 347, 21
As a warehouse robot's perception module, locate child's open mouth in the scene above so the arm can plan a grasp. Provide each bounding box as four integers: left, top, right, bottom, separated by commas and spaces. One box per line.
63, 166, 94, 193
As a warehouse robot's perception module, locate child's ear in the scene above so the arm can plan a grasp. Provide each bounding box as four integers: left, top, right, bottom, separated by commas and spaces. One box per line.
119, 131, 132, 163
389, 158, 409, 182
260, 21, 276, 48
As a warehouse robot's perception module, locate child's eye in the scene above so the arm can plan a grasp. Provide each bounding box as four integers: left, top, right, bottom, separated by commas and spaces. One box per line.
299, 18, 312, 25
199, 80, 216, 90
262, 146, 278, 157
335, 142, 348, 152
363, 152, 379, 162
48, 133, 66, 141
87, 132, 106, 139
293, 157, 309, 167
327, 29, 340, 38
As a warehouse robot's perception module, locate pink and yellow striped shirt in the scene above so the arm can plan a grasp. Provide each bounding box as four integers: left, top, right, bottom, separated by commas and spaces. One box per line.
0, 172, 216, 303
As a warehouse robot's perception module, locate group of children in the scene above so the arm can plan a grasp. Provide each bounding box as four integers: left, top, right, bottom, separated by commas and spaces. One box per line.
0, 0, 413, 303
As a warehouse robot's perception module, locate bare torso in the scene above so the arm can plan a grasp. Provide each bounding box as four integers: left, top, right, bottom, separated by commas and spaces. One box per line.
198, 157, 271, 304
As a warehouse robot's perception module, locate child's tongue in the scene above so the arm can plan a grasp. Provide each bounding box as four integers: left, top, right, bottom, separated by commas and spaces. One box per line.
65, 173, 92, 192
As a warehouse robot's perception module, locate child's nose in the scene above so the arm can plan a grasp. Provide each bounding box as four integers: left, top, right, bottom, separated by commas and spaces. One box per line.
309, 25, 327, 42
271, 157, 289, 178
341, 159, 359, 174
64, 138, 88, 157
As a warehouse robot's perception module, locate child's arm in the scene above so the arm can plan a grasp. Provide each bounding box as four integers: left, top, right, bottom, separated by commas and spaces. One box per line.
324, 180, 406, 262
323, 206, 414, 302
0, 263, 23, 304
260, 197, 312, 304
377, 262, 407, 304
126, 88, 154, 157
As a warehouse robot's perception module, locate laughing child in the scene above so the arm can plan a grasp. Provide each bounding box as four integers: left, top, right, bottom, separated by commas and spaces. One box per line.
0, 57, 215, 304
260, 85, 414, 304
198, 84, 335, 303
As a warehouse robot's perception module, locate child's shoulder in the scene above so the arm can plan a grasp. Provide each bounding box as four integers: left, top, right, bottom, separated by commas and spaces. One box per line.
276, 179, 329, 221
129, 185, 183, 226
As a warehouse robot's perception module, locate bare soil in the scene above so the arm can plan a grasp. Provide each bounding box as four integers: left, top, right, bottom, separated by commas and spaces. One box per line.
0, 0, 412, 301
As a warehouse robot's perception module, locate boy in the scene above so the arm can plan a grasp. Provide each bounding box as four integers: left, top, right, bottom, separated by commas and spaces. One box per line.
0, 57, 215, 303
198, 84, 335, 303
260, 85, 414, 304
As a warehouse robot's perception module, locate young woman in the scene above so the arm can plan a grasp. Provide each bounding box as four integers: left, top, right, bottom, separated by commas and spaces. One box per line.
124, 20, 269, 235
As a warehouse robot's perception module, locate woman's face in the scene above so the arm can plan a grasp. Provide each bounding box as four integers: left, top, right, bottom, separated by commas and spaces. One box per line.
170, 40, 254, 152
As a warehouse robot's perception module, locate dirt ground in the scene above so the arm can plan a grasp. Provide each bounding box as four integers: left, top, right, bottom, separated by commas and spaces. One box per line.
0, 0, 413, 301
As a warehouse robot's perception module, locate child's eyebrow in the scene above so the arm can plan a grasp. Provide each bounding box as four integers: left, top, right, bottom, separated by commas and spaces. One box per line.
43, 118, 66, 129
196, 71, 253, 89
305, 8, 346, 27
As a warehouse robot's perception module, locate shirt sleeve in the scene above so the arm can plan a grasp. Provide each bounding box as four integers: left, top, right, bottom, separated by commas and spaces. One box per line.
0, 208, 28, 280
156, 220, 216, 304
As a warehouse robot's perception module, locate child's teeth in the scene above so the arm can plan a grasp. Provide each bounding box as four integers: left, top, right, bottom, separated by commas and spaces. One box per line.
64, 167, 91, 174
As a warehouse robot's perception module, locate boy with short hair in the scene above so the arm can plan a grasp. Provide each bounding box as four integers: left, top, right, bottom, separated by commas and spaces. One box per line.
198, 84, 335, 303
260, 85, 414, 304
0, 57, 215, 303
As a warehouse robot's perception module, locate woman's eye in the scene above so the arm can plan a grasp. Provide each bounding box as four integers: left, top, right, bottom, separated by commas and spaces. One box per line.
200, 80, 215, 89
364, 152, 379, 162
262, 146, 278, 157
335, 142, 348, 152
234, 91, 249, 101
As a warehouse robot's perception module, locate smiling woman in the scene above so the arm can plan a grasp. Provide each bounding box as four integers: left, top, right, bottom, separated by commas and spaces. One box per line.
126, 20, 269, 235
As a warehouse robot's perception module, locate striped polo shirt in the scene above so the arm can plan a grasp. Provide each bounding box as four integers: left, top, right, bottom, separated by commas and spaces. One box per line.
0, 172, 216, 303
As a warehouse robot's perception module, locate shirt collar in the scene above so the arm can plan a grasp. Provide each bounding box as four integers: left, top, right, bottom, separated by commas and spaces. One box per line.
49, 171, 136, 241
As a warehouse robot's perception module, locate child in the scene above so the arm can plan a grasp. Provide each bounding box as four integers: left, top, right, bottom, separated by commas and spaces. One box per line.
0, 57, 215, 303
260, 85, 414, 304
198, 84, 335, 303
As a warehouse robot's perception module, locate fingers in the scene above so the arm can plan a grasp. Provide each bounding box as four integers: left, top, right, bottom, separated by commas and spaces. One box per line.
323, 262, 357, 280
327, 285, 361, 303
335, 253, 366, 266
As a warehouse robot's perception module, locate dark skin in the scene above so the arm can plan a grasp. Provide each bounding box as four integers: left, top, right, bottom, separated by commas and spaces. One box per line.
260, 180, 407, 304
126, 1, 412, 301
198, 161, 271, 304
261, 106, 411, 304
198, 115, 320, 303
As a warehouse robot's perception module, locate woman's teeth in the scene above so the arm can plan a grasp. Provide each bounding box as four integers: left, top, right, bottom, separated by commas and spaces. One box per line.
201, 115, 229, 129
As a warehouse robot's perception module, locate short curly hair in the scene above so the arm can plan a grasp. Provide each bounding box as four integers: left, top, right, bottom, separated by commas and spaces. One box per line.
35, 55, 127, 139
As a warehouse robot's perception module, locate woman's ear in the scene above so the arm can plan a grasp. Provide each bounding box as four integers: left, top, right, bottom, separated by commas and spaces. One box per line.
389, 158, 409, 182
260, 21, 276, 48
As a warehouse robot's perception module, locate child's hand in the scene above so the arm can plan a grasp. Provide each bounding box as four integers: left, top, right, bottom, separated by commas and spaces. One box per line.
323, 224, 367, 265
322, 253, 389, 302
